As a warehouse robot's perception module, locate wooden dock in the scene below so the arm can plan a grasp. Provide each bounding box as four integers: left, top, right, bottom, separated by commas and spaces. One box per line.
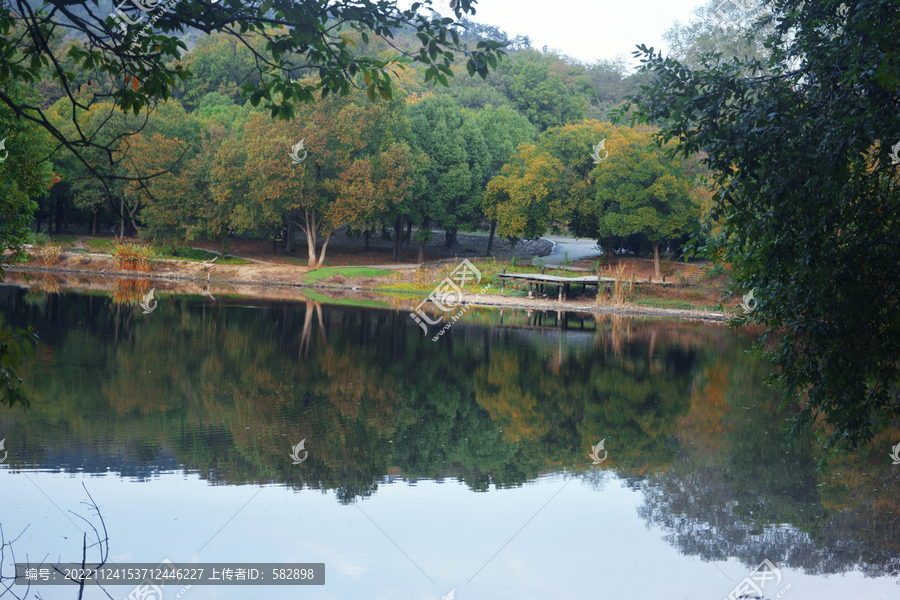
498, 272, 676, 300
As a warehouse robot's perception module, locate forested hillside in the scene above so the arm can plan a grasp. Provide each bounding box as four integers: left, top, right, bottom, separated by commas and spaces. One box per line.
13, 6, 720, 269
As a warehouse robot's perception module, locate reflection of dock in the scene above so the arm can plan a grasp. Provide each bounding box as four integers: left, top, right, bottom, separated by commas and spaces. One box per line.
498, 271, 676, 300
497, 309, 597, 331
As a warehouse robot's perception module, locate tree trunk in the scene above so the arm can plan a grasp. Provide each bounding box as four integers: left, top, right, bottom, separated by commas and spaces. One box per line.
445, 228, 453, 248
301, 209, 318, 268
91, 207, 99, 236
364, 229, 370, 251
417, 217, 429, 263
486, 221, 497, 256
35, 215, 41, 234
404, 219, 412, 252
381, 223, 391, 240
393, 215, 402, 261
127, 201, 141, 237
652, 241, 661, 278
305, 226, 316, 267
314, 231, 332, 269
120, 197, 125, 239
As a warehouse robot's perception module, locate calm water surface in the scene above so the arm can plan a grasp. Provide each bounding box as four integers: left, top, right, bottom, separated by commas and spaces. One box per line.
0, 281, 898, 600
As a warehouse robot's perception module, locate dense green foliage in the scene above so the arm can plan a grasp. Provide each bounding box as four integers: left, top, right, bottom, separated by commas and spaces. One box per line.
1, 0, 666, 262
589, 128, 701, 276
0, 0, 505, 156
616, 0, 900, 450
406, 95, 489, 255
6, 12, 679, 267
0, 81, 57, 269
484, 121, 705, 274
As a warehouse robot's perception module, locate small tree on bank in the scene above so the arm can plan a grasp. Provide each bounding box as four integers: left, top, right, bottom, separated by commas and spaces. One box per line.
590, 128, 699, 277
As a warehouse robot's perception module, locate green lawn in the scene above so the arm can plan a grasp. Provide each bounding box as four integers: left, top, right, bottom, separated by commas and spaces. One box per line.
377, 282, 504, 296
300, 266, 392, 283
86, 238, 119, 252
48, 235, 78, 246
374, 283, 436, 295
631, 297, 719, 311
215, 256, 252, 265
161, 247, 218, 261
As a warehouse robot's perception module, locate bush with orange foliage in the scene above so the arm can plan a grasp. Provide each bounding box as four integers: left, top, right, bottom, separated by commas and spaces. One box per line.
111, 243, 159, 271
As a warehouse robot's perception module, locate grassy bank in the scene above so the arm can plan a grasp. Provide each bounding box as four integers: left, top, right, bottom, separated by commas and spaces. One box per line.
374, 258, 731, 314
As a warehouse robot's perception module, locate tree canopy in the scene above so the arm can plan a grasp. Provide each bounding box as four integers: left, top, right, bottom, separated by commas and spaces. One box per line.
0, 0, 505, 196
589, 128, 700, 277
486, 120, 703, 269
615, 0, 900, 450
0, 81, 57, 268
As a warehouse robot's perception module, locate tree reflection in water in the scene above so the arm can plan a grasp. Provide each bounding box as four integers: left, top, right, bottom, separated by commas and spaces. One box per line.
0, 285, 897, 576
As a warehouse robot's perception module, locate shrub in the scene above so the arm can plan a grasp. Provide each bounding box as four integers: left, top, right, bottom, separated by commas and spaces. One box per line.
704, 263, 725, 280
38, 245, 63, 265
599, 263, 632, 305
29, 233, 62, 265
111, 243, 160, 272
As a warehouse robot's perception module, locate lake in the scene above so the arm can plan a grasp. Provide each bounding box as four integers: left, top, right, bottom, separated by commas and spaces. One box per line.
1, 279, 898, 600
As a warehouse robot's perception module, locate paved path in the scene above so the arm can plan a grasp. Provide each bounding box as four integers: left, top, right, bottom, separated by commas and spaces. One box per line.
539, 236, 604, 265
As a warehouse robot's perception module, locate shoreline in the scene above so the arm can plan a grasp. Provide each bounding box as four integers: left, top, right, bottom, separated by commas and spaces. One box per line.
3, 259, 732, 323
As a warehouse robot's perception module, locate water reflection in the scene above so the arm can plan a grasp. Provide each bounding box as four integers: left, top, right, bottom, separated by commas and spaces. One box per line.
0, 282, 898, 581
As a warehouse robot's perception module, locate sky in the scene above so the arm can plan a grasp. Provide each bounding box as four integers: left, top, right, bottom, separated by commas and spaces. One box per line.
404, 0, 711, 69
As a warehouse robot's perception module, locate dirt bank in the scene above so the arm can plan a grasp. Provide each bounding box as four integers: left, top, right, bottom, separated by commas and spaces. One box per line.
3, 253, 731, 322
